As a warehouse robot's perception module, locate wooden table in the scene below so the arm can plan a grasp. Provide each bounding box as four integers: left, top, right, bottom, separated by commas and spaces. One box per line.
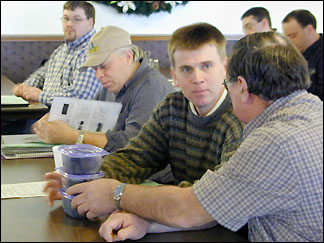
1, 157, 248, 242
1, 74, 49, 120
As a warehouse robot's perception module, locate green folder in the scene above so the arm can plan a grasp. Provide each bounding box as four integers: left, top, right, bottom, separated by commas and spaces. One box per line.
1, 134, 58, 159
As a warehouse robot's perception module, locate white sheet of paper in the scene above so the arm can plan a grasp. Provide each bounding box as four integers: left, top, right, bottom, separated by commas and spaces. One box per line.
48, 97, 122, 132
1, 181, 47, 199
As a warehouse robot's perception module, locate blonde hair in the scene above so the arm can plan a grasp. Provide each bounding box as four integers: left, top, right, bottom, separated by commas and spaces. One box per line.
168, 23, 226, 68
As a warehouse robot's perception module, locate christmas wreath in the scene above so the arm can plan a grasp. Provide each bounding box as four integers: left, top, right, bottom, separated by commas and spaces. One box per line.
94, 1, 188, 17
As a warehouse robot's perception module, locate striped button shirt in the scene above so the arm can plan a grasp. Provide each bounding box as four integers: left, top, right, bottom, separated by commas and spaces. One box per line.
194, 90, 323, 242
24, 28, 102, 106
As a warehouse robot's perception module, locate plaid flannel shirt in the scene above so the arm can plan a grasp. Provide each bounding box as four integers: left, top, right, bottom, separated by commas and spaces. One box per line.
194, 90, 323, 242
24, 28, 102, 105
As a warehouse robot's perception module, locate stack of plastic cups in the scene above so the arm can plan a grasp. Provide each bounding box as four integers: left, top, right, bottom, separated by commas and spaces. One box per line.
56, 144, 109, 219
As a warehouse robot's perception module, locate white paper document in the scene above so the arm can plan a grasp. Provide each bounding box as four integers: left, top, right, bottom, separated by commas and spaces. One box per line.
49, 97, 122, 132
1, 181, 47, 199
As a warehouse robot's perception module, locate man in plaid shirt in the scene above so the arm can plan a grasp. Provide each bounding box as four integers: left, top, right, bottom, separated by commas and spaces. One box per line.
13, 1, 102, 106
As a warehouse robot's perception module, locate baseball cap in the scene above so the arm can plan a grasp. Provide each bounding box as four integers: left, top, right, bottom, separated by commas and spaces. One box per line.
79, 26, 132, 72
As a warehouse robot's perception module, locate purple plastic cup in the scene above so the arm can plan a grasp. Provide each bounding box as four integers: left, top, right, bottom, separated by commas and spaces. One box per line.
59, 188, 85, 219
58, 144, 109, 175
56, 167, 105, 190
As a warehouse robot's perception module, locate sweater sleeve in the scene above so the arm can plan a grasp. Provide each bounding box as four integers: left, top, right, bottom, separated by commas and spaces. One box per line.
215, 112, 245, 171
101, 102, 170, 184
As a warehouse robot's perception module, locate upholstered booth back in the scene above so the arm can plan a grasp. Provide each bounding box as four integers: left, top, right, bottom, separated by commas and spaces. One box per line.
1, 36, 239, 83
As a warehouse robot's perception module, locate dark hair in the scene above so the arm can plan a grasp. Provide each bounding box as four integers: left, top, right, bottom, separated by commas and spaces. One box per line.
282, 9, 317, 29
241, 7, 272, 28
227, 32, 310, 101
64, 1, 95, 25
168, 23, 226, 68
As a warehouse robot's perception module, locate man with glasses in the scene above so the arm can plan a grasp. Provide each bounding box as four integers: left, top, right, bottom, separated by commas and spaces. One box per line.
241, 7, 274, 36
13, 1, 101, 106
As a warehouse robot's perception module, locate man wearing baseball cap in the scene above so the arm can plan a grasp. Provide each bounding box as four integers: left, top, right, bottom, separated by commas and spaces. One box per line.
33, 26, 175, 153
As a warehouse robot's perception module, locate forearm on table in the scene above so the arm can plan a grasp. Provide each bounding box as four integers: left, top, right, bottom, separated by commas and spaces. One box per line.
120, 185, 214, 229
148, 220, 218, 233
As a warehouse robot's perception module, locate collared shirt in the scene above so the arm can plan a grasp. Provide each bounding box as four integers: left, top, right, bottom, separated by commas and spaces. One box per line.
303, 33, 323, 101
24, 28, 102, 106
189, 88, 228, 116
194, 90, 323, 242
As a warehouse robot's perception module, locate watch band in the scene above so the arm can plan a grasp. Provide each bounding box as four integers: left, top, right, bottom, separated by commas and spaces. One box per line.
76, 130, 85, 145
113, 183, 127, 210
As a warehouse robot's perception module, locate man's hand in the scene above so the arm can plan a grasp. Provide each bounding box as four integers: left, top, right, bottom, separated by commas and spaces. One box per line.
12, 83, 28, 97
43, 172, 63, 206
32, 113, 79, 144
99, 212, 149, 242
67, 178, 120, 219
12, 83, 42, 102
21, 86, 42, 102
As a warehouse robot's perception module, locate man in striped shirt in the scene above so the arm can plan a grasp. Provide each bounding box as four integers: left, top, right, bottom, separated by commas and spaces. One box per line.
44, 22, 245, 223
12, 1, 102, 106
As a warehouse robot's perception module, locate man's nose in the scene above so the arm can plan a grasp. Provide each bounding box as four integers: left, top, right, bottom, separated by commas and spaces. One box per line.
192, 68, 203, 84
95, 68, 104, 80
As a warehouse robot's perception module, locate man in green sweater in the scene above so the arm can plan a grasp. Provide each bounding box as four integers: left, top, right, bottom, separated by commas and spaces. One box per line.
44, 23, 245, 212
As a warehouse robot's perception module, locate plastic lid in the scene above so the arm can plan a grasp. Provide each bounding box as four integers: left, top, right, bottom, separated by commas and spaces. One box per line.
59, 188, 75, 200
55, 167, 105, 179
58, 144, 109, 158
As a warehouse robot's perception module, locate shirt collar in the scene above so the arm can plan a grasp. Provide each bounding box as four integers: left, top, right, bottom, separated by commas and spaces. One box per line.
189, 88, 228, 116
116, 58, 147, 96
65, 28, 96, 50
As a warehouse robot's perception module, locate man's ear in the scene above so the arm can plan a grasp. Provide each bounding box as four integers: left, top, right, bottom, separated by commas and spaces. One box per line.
237, 76, 251, 104
125, 50, 134, 65
89, 18, 94, 28
223, 57, 228, 78
170, 67, 179, 87
304, 24, 314, 34
261, 18, 269, 29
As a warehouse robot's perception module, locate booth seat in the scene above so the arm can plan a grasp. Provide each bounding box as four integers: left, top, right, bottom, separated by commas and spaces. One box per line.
1, 35, 241, 83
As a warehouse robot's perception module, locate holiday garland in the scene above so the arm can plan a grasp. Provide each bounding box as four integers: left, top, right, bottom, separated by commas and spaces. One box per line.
94, 1, 188, 17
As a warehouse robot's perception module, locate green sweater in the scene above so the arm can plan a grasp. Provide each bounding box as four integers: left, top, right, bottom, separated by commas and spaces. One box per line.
101, 91, 245, 185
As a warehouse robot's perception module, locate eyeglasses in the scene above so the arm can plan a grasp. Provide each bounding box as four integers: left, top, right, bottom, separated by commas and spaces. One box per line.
60, 17, 87, 24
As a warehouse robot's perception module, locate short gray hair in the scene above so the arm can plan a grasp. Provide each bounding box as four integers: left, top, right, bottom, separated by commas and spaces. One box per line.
114, 44, 144, 62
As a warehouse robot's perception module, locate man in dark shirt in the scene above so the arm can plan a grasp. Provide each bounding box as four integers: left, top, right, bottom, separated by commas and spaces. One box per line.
282, 9, 323, 101
241, 7, 274, 36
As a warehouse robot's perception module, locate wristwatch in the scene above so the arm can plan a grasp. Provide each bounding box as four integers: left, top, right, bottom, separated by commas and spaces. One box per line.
113, 183, 127, 210
76, 130, 85, 145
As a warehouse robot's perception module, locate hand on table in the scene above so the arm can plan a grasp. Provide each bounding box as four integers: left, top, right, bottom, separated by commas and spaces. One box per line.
67, 178, 120, 220
32, 113, 79, 144
99, 211, 149, 242
12, 83, 26, 97
21, 86, 42, 102
43, 172, 63, 206
12, 83, 41, 102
